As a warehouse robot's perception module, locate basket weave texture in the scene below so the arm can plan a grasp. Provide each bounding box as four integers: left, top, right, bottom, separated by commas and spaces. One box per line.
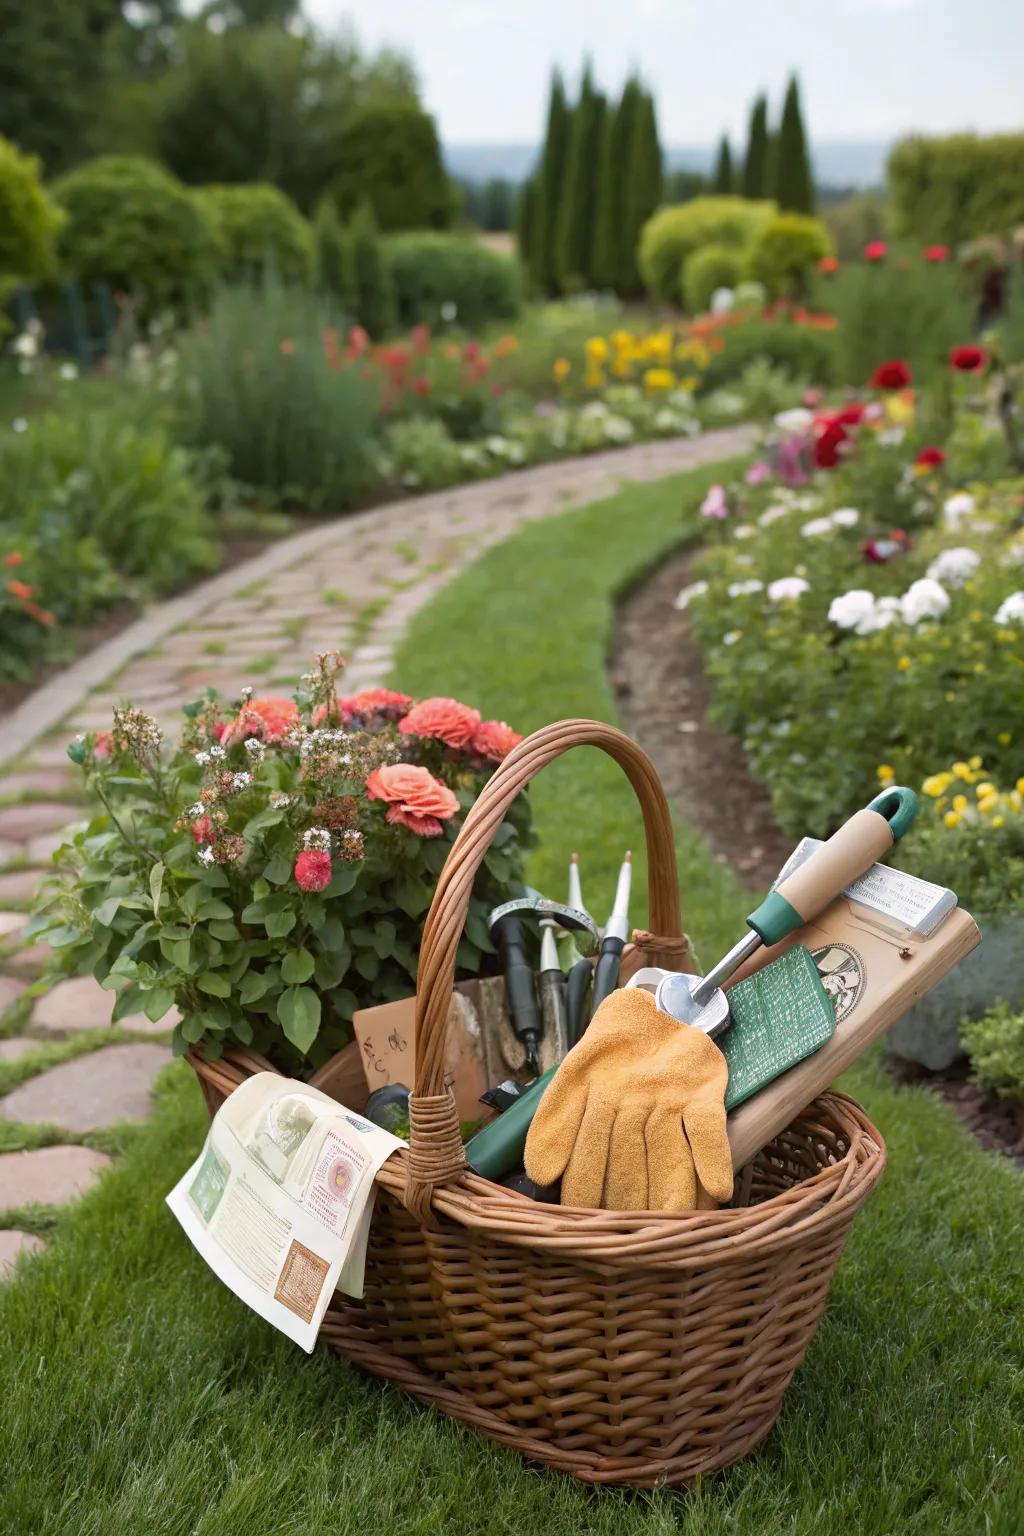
187, 720, 886, 1486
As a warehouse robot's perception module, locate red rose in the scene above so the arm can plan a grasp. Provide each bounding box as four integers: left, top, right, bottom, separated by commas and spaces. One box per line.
949, 345, 987, 373
813, 418, 850, 469
398, 697, 481, 750
295, 848, 332, 891
864, 241, 887, 262
473, 719, 523, 762
924, 245, 949, 263
830, 401, 868, 427
871, 359, 912, 391
818, 256, 840, 275
915, 446, 945, 469
366, 763, 460, 837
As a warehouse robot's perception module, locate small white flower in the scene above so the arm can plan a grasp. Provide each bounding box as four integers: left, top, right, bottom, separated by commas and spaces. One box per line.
994, 591, 1024, 626
722, 629, 743, 646
302, 826, 332, 851
758, 504, 789, 527
231, 772, 251, 791
792, 493, 822, 512
674, 580, 708, 611
59, 362, 79, 381
12, 417, 28, 434
270, 791, 291, 808
876, 427, 905, 447
900, 577, 950, 626
859, 596, 902, 633
926, 547, 981, 588
710, 286, 735, 314
12, 332, 38, 359
197, 846, 216, 866
727, 579, 764, 598
209, 744, 226, 760
194, 750, 210, 766
732, 523, 756, 540
188, 801, 205, 818
603, 415, 634, 444
773, 407, 813, 434
828, 589, 878, 632
801, 516, 834, 538
943, 492, 975, 529
830, 507, 860, 529
768, 576, 810, 602
440, 301, 457, 322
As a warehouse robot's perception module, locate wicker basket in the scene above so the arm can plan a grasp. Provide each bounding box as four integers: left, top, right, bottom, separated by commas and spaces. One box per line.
187, 719, 886, 1487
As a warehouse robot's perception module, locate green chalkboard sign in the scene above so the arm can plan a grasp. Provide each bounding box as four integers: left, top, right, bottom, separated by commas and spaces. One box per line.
722, 945, 836, 1110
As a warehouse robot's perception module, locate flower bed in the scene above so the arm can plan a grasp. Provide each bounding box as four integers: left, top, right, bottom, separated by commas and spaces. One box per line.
36, 654, 530, 1075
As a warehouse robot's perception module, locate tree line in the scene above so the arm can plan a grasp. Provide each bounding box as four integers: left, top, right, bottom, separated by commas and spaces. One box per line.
710, 76, 814, 212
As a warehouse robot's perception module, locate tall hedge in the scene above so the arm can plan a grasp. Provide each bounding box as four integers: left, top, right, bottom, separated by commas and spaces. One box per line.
385, 233, 522, 330
888, 133, 1024, 245
199, 184, 314, 284
330, 103, 453, 232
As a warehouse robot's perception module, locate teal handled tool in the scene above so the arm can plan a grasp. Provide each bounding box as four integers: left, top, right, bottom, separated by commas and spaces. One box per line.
588, 851, 632, 1019
656, 785, 918, 1029
565, 854, 594, 1046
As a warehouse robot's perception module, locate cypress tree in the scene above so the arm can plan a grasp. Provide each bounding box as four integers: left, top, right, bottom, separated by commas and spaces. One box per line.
313, 199, 356, 311
774, 75, 814, 212
515, 177, 539, 290
741, 94, 769, 199
591, 98, 621, 291
712, 135, 734, 194
533, 69, 570, 295
348, 198, 394, 338
622, 86, 663, 295
555, 61, 604, 291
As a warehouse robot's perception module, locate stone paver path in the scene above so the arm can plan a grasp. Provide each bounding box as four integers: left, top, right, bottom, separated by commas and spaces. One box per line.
0, 1229, 48, 1277
0, 428, 752, 1276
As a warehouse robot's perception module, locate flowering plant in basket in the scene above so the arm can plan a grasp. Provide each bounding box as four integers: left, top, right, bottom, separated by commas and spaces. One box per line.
37, 654, 531, 1075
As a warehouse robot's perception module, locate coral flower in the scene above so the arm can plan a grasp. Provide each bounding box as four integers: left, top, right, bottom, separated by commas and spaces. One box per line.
871, 359, 912, 390
366, 763, 460, 837
315, 689, 413, 726
924, 245, 950, 263
398, 697, 481, 750
409, 376, 431, 396
294, 848, 332, 891
473, 720, 523, 762
950, 345, 987, 373
864, 241, 887, 262
7, 579, 34, 600
818, 256, 840, 274
226, 695, 299, 744
4, 551, 23, 567
94, 731, 112, 759
192, 815, 215, 845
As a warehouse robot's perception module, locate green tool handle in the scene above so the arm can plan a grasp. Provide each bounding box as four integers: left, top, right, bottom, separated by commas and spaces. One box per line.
465, 1067, 556, 1181
746, 785, 919, 948
498, 916, 542, 1059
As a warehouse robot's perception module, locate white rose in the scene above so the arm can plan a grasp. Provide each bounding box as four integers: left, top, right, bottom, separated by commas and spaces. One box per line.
773, 407, 813, 434
828, 589, 877, 631
727, 579, 764, 597
994, 591, 1024, 626
830, 507, 860, 529
943, 492, 975, 529
674, 580, 708, 611
768, 576, 810, 602
900, 577, 950, 626
925, 546, 981, 588
858, 596, 902, 633
710, 286, 735, 314
758, 504, 789, 527
732, 523, 756, 540
801, 516, 834, 537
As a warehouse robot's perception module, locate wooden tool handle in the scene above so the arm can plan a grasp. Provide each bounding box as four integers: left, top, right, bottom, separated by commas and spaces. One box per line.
404, 720, 684, 1213
777, 808, 895, 921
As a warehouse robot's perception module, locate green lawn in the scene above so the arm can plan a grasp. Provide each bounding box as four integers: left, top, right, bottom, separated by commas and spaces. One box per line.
2, 461, 1023, 1534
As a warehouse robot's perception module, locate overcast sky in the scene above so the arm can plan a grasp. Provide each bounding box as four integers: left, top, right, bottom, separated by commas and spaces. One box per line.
304, 0, 1024, 145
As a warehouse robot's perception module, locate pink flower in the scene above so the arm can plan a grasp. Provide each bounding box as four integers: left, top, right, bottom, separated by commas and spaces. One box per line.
94, 731, 112, 760
699, 484, 729, 519
192, 815, 215, 845
473, 720, 523, 762
924, 245, 949, 263
366, 763, 460, 837
225, 696, 299, 744
295, 848, 332, 891
864, 241, 887, 262
398, 697, 481, 750
314, 689, 412, 727
745, 460, 772, 486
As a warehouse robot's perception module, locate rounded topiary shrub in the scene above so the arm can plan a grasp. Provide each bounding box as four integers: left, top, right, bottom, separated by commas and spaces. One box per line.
746, 213, 832, 299
638, 195, 776, 306
0, 135, 63, 285
682, 244, 744, 313
199, 183, 315, 285
52, 155, 217, 307
385, 233, 522, 330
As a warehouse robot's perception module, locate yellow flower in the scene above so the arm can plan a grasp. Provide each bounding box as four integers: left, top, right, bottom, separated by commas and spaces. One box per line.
611, 329, 633, 352
611, 357, 632, 377
885, 393, 916, 426
679, 373, 699, 392
969, 610, 984, 623
897, 656, 911, 671
585, 336, 609, 363
876, 764, 895, 783
974, 662, 987, 674
584, 367, 606, 391
922, 772, 953, 797
945, 691, 957, 702
552, 357, 571, 383
978, 795, 999, 815
643, 367, 676, 392
963, 580, 977, 595
992, 815, 1005, 828
952, 793, 968, 814
998, 731, 1012, 745
969, 755, 982, 769
1016, 777, 1024, 796
952, 761, 971, 779
943, 810, 961, 829
976, 782, 996, 799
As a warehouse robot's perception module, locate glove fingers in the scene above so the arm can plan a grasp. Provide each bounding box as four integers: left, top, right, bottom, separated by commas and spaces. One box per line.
561, 1090, 616, 1209
645, 1106, 697, 1212
602, 1102, 650, 1210
524, 1074, 589, 1187
682, 1093, 734, 1206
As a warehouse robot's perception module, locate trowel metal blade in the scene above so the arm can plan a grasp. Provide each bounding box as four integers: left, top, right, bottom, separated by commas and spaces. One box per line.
654, 971, 731, 1038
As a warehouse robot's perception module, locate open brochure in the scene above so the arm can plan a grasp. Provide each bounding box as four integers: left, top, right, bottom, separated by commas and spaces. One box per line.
167, 1072, 405, 1352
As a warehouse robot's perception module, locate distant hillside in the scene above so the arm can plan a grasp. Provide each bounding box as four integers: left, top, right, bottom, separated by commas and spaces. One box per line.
445, 139, 890, 189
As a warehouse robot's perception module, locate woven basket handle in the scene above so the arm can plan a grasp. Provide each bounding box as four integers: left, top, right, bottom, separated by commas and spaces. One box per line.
403, 718, 683, 1215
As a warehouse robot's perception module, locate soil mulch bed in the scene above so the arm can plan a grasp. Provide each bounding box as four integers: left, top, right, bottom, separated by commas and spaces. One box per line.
612, 543, 1024, 1170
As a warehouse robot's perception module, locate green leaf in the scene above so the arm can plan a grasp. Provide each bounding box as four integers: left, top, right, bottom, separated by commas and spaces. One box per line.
149, 861, 165, 918
264, 853, 293, 886
278, 986, 320, 1053
93, 896, 123, 927
253, 877, 271, 900
314, 950, 347, 990
233, 1014, 254, 1045
195, 898, 233, 920
317, 917, 347, 953
197, 971, 231, 998
324, 861, 358, 898
239, 970, 271, 1005
394, 877, 429, 918
264, 910, 296, 939
144, 987, 177, 1023
180, 1013, 205, 1043
353, 949, 380, 982
209, 921, 240, 941
281, 948, 315, 984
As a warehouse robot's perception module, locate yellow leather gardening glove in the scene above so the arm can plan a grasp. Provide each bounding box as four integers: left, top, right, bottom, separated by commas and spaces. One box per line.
524, 988, 733, 1212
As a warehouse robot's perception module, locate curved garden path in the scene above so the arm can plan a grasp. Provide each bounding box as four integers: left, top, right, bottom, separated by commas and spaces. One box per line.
0, 425, 754, 1275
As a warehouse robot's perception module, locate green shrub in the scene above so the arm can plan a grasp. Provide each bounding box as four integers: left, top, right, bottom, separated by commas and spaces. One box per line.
386, 233, 523, 330
382, 417, 467, 491
819, 255, 975, 387
331, 103, 454, 232
701, 317, 837, 389
313, 198, 355, 308
0, 135, 63, 285
53, 156, 217, 307
823, 190, 888, 261
961, 1004, 1024, 1100
199, 184, 314, 285
348, 200, 395, 338
747, 213, 832, 299
638, 196, 776, 305
0, 409, 217, 680
888, 133, 1024, 245
681, 244, 743, 313
176, 279, 380, 508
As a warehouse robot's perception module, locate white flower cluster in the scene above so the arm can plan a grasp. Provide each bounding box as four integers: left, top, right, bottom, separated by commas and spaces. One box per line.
302, 826, 332, 852
802, 507, 859, 537
269, 791, 291, 809
244, 737, 266, 762
925, 546, 981, 588
943, 492, 975, 530
994, 591, 1024, 626
727, 579, 764, 598
828, 578, 950, 633
674, 580, 708, 611
767, 576, 810, 602
773, 407, 813, 434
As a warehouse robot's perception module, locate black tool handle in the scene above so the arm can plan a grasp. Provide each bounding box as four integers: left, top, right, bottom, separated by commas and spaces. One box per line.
500, 916, 542, 1052
565, 957, 593, 1048
589, 936, 625, 1019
